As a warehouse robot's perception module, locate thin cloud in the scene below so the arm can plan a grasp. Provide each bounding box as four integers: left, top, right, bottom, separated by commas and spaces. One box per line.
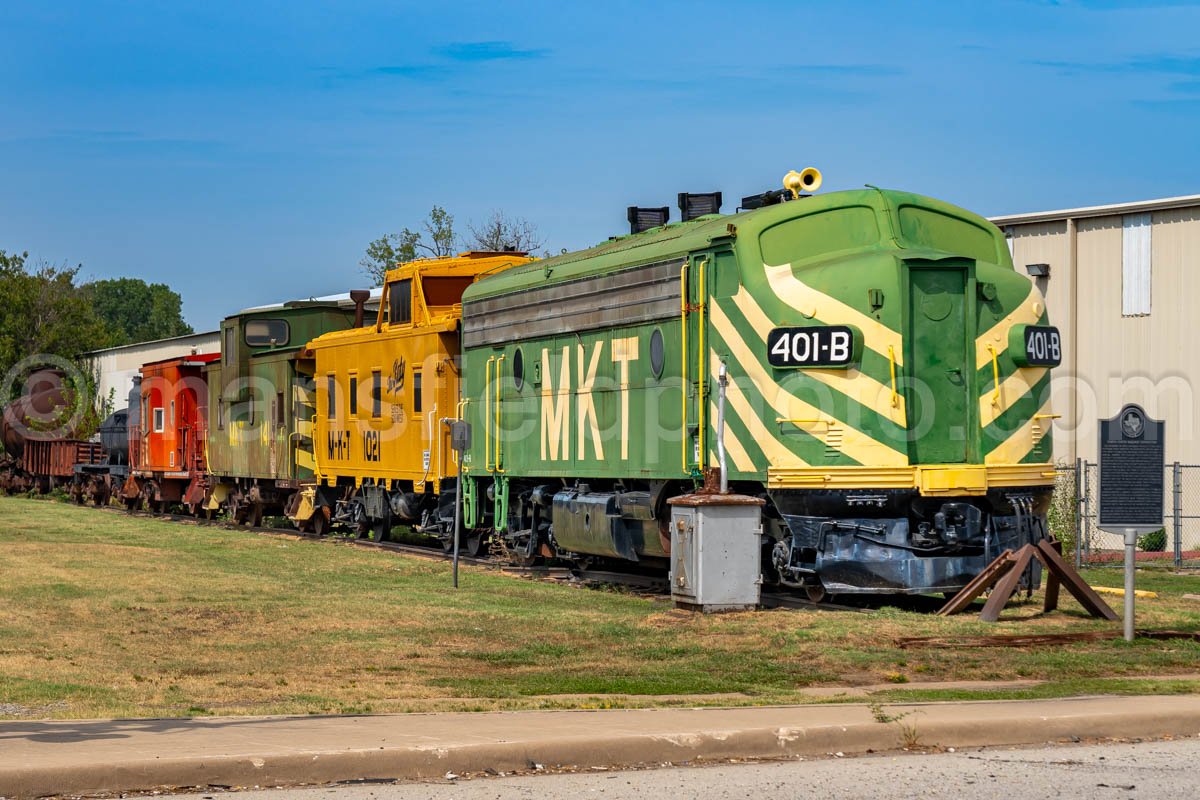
1034, 54, 1200, 75
434, 41, 549, 62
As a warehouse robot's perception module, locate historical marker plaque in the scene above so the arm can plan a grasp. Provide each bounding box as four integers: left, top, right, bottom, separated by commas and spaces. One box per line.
1098, 403, 1164, 531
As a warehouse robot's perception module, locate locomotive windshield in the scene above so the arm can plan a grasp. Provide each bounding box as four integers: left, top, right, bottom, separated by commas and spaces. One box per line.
758, 206, 879, 266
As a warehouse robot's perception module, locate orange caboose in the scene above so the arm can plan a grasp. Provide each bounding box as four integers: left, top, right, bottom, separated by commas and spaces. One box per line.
123, 353, 220, 513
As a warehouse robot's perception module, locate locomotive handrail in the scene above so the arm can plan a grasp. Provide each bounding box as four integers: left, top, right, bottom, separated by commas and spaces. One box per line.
696, 258, 707, 474
485, 356, 495, 473
776, 417, 832, 427
887, 345, 900, 408
495, 354, 506, 474
988, 344, 1001, 405
679, 264, 688, 472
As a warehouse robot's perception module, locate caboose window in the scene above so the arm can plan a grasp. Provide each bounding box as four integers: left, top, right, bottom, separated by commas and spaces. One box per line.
224, 327, 234, 365
412, 370, 423, 413
423, 276, 473, 306
389, 279, 412, 324
153, 407, 164, 433
349, 375, 358, 416
245, 319, 290, 347
326, 374, 336, 420
372, 371, 382, 418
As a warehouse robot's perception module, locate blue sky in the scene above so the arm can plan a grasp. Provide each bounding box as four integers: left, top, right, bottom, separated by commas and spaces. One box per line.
2, 0, 1198, 330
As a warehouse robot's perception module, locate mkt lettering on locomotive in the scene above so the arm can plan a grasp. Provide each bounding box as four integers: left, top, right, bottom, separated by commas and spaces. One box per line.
287, 251, 533, 544
454, 172, 1060, 595
122, 353, 221, 513
202, 297, 369, 525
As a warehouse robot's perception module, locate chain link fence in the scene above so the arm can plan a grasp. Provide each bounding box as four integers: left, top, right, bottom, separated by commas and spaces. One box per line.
1050, 461, 1200, 569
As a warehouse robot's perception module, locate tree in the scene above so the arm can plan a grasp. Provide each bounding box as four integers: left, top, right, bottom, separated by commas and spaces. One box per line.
0, 251, 112, 435
81, 278, 193, 347
360, 206, 457, 285
464, 211, 543, 254
0, 251, 110, 379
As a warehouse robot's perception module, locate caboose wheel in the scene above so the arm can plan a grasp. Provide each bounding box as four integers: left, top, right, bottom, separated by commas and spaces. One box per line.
248, 504, 263, 528
311, 511, 329, 537
369, 518, 391, 543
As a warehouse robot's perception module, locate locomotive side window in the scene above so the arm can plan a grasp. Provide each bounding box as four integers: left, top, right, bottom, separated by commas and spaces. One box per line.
650, 329, 665, 378
245, 319, 290, 347
326, 374, 336, 420
513, 348, 524, 390
389, 279, 412, 325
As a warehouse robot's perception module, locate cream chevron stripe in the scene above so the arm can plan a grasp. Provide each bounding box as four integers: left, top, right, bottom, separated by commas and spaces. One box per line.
710, 302, 908, 467
708, 382, 756, 473
985, 397, 1055, 465
979, 366, 1048, 429
728, 287, 907, 425
975, 286, 1044, 370
720, 370, 806, 468
763, 262, 904, 366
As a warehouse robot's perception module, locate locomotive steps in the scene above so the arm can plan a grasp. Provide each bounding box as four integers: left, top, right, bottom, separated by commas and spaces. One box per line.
4, 695, 1200, 798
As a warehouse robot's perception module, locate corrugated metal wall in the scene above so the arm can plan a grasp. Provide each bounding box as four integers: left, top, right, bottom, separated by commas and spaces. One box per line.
1006, 204, 1200, 464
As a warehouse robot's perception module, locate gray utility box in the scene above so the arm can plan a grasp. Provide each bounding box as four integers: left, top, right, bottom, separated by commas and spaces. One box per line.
667, 494, 765, 612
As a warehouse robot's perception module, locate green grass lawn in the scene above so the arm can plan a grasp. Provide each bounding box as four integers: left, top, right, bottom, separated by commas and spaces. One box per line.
2, 495, 1199, 720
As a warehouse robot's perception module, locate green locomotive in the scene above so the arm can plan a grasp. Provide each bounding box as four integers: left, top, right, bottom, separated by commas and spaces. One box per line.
450, 174, 1059, 596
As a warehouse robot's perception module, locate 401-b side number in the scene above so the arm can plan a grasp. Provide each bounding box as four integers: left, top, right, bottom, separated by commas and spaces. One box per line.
1009, 324, 1062, 368
767, 326, 857, 368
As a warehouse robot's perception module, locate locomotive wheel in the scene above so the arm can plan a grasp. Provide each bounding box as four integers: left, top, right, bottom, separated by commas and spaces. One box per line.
805, 583, 829, 604
464, 531, 489, 558
248, 504, 263, 528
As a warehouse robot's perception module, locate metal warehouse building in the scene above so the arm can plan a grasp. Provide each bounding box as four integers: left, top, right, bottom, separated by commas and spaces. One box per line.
991, 194, 1200, 465
86, 330, 220, 412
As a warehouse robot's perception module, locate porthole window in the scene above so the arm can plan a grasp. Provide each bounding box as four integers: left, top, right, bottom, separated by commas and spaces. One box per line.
650, 328, 665, 379
512, 348, 525, 390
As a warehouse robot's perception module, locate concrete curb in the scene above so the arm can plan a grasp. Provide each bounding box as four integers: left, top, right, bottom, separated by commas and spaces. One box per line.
3, 696, 1199, 798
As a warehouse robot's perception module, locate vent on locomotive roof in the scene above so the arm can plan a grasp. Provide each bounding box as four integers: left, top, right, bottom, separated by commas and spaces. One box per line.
678, 192, 722, 221
627, 206, 669, 234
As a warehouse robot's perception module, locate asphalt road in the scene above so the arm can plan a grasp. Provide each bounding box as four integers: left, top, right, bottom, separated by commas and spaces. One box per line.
171, 736, 1197, 799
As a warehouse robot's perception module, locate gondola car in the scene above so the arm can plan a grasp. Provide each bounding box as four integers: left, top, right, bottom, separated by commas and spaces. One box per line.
447, 173, 1060, 597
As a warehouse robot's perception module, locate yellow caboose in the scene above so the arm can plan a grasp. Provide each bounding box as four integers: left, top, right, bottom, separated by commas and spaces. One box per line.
288, 251, 532, 542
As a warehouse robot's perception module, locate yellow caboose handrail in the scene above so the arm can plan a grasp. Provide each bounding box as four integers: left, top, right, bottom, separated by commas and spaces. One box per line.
495, 354, 506, 474
679, 264, 689, 471
485, 356, 495, 472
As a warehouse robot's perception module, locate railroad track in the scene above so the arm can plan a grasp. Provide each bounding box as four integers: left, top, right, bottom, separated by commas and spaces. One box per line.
93, 504, 872, 609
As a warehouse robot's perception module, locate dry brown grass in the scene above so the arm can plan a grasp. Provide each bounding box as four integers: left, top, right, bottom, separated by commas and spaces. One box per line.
2, 495, 1199, 720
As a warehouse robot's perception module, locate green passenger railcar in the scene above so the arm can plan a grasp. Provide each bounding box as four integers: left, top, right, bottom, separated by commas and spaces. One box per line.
452, 183, 1059, 595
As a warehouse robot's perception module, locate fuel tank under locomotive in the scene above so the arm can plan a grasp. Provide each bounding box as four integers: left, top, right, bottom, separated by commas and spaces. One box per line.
769, 488, 1052, 595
